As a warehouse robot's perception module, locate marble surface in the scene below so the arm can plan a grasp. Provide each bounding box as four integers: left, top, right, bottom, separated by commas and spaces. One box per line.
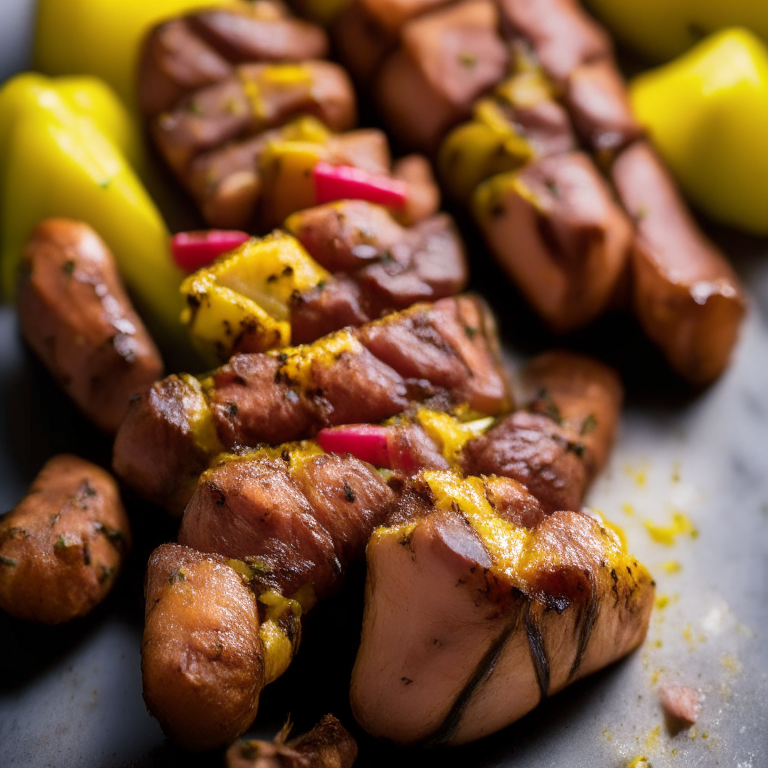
1, 4, 768, 767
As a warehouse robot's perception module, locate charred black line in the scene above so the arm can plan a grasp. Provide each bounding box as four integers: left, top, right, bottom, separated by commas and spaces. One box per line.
568, 574, 600, 682
526, 602, 550, 703
422, 606, 523, 746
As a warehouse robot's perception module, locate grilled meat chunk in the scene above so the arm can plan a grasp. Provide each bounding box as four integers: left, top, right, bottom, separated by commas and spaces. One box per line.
351, 471, 654, 746
461, 351, 622, 512
142, 544, 265, 751
377, 0, 509, 151
612, 141, 747, 385
473, 152, 632, 332
179, 448, 396, 604
114, 296, 510, 514
139, 3, 329, 116
227, 715, 357, 768
17, 219, 163, 434
152, 60, 356, 175
0, 455, 130, 624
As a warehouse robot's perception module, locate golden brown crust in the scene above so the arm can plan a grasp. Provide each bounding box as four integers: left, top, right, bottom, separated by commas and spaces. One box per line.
142, 543, 263, 751
0, 455, 130, 624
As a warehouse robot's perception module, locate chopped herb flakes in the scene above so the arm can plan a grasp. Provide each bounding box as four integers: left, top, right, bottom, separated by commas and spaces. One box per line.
0, 555, 17, 567
343, 484, 356, 503
580, 413, 598, 436
545, 179, 560, 198
169, 568, 187, 584
459, 52, 477, 67
62, 260, 75, 276
464, 325, 478, 339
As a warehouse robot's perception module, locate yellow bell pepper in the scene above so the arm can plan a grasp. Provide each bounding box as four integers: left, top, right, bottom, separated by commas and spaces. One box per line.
584, 0, 768, 63
181, 232, 330, 364
631, 28, 768, 235
0, 74, 187, 346
33, 0, 240, 109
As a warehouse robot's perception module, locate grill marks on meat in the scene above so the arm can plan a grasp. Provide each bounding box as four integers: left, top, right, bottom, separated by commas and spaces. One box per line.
114, 296, 509, 514
286, 201, 468, 344
139, 4, 330, 116
350, 473, 654, 746
179, 450, 396, 604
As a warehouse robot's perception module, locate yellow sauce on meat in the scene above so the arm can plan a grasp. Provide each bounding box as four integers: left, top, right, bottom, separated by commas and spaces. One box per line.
273, 328, 361, 389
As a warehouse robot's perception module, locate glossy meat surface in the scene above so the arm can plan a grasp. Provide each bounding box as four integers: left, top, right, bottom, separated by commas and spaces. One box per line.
0, 455, 130, 624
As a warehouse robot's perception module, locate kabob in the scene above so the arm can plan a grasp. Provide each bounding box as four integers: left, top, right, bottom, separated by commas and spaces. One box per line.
298, 0, 747, 386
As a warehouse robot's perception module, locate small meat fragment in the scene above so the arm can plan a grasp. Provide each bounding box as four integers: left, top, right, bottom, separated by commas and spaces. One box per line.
227, 714, 357, 768
0, 455, 130, 624
660, 684, 703, 727
17, 219, 163, 434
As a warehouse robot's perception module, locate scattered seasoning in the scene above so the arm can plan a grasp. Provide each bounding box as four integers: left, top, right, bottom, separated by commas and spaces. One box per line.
169, 568, 187, 584
567, 441, 586, 459
83, 482, 97, 497
213, 642, 224, 657
99, 178, 112, 190
580, 413, 598, 436
401, 677, 413, 685
228, 403, 239, 418
545, 179, 560, 198
0, 555, 17, 567
62, 259, 76, 276
188, 100, 202, 114
458, 51, 477, 67
343, 484, 356, 503
464, 325, 478, 339
532, 387, 562, 424
54, 535, 69, 550
379, 250, 395, 264
635, 204, 648, 222
316, 280, 326, 291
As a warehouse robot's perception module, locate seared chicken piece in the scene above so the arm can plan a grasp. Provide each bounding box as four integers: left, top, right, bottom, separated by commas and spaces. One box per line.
114, 296, 510, 513
180, 446, 396, 605
351, 470, 654, 745
138, 2, 328, 116
612, 142, 747, 385
142, 543, 300, 751
376, 0, 509, 152
227, 715, 357, 768
0, 455, 130, 624
17, 219, 163, 434
473, 152, 632, 332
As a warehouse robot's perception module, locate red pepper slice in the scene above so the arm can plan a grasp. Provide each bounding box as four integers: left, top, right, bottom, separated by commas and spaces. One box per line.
316, 424, 392, 468
170, 230, 251, 272
313, 162, 408, 209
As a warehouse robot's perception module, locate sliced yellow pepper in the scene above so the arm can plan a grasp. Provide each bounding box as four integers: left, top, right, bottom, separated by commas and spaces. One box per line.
631, 28, 768, 235
0, 74, 186, 346
33, 0, 241, 109
181, 232, 330, 364
584, 0, 768, 63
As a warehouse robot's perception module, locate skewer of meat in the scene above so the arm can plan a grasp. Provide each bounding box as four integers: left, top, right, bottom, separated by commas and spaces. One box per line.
142, 349, 623, 748
182, 201, 467, 362
138, 4, 441, 231
113, 295, 510, 514
306, 0, 747, 383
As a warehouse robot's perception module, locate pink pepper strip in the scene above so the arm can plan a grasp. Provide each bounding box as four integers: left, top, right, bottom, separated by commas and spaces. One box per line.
313, 162, 408, 209
170, 230, 251, 272
316, 424, 393, 468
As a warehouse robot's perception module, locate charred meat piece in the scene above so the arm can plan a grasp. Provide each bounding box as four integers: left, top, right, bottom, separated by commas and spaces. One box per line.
351, 470, 654, 746
612, 141, 747, 385
227, 715, 357, 768
497, 0, 612, 87
114, 296, 510, 514
179, 447, 396, 604
139, 3, 329, 116
473, 152, 632, 332
377, 0, 509, 152
0, 455, 130, 624
461, 351, 622, 513
287, 203, 468, 341
17, 220, 163, 434
152, 60, 356, 175
333, 2, 397, 84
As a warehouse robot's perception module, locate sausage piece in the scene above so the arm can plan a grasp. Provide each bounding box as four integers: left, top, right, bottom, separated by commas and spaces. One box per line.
17, 219, 163, 434
0, 455, 130, 624
611, 141, 747, 385
142, 543, 263, 751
